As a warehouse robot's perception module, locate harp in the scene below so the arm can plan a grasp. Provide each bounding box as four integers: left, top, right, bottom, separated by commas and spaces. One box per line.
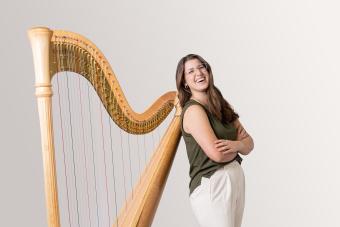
28, 27, 182, 227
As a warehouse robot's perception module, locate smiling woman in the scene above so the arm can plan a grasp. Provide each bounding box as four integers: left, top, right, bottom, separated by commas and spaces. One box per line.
175, 54, 254, 227
184, 61, 209, 90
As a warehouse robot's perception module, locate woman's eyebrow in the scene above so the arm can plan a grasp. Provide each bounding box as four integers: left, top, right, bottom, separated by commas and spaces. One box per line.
187, 64, 204, 71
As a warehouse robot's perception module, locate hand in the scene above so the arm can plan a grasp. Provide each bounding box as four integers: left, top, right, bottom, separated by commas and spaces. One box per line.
214, 139, 243, 154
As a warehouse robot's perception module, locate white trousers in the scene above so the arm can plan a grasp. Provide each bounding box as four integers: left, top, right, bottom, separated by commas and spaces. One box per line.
189, 160, 245, 227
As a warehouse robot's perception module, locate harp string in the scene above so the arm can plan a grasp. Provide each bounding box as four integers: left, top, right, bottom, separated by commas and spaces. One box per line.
55, 42, 72, 227
119, 128, 128, 206
108, 110, 119, 227
106, 72, 119, 227
88, 47, 101, 227
143, 135, 147, 166
77, 40, 93, 227
65, 42, 81, 227
71, 42, 81, 227
136, 135, 141, 184
98, 67, 111, 223
127, 132, 133, 199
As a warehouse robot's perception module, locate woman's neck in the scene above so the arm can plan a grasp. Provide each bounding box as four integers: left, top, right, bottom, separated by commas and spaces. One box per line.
190, 93, 208, 106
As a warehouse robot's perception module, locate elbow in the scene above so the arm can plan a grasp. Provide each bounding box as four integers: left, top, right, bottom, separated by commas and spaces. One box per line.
240, 138, 254, 155
250, 139, 254, 152
210, 149, 236, 163
249, 137, 254, 153
209, 152, 224, 163
204, 147, 225, 163
211, 156, 225, 163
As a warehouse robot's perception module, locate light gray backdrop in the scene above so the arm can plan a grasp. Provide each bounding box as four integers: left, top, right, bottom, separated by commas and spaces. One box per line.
1, 0, 339, 226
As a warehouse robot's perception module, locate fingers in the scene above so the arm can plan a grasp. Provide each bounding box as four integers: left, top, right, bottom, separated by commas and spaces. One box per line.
214, 139, 227, 145
222, 149, 233, 154
214, 140, 237, 154
218, 147, 230, 153
215, 142, 227, 149
214, 140, 229, 147
214, 140, 230, 152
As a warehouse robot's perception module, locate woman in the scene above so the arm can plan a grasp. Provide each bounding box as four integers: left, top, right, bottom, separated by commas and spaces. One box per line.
176, 54, 254, 227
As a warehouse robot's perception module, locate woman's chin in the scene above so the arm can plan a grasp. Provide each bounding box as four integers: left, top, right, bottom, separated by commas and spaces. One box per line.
191, 83, 209, 92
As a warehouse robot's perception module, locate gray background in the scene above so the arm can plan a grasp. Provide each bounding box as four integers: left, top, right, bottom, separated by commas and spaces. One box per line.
1, 0, 340, 226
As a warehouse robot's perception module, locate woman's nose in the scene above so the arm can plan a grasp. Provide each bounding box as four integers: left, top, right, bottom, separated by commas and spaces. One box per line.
196, 69, 203, 76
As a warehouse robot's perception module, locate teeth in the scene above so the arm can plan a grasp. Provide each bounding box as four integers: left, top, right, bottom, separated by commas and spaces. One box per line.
196, 78, 204, 83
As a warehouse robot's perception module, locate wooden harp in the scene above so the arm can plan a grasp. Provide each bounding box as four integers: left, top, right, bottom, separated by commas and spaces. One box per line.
28, 27, 182, 227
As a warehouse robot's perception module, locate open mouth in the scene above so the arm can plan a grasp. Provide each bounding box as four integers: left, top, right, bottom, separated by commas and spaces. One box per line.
195, 78, 205, 83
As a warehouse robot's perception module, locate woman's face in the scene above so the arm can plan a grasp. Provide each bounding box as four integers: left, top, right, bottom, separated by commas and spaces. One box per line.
184, 58, 210, 93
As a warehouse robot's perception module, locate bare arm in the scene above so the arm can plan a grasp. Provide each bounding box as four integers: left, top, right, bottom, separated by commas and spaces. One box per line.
183, 105, 237, 163
232, 119, 254, 155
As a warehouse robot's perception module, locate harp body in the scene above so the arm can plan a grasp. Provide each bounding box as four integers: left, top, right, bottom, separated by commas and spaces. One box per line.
28, 27, 182, 227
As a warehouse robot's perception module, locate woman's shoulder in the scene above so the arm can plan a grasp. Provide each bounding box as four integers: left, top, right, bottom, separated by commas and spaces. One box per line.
181, 100, 210, 136
182, 99, 208, 116
181, 100, 212, 125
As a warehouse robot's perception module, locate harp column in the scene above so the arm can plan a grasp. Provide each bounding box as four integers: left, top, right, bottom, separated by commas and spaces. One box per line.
28, 27, 61, 227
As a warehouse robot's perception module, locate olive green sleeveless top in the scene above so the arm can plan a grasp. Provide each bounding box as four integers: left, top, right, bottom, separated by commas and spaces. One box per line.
181, 99, 242, 195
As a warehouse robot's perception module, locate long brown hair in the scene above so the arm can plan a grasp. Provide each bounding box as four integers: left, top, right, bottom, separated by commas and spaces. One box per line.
175, 54, 239, 124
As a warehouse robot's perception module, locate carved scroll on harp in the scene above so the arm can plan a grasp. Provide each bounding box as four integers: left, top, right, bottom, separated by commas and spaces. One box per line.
28, 27, 182, 227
